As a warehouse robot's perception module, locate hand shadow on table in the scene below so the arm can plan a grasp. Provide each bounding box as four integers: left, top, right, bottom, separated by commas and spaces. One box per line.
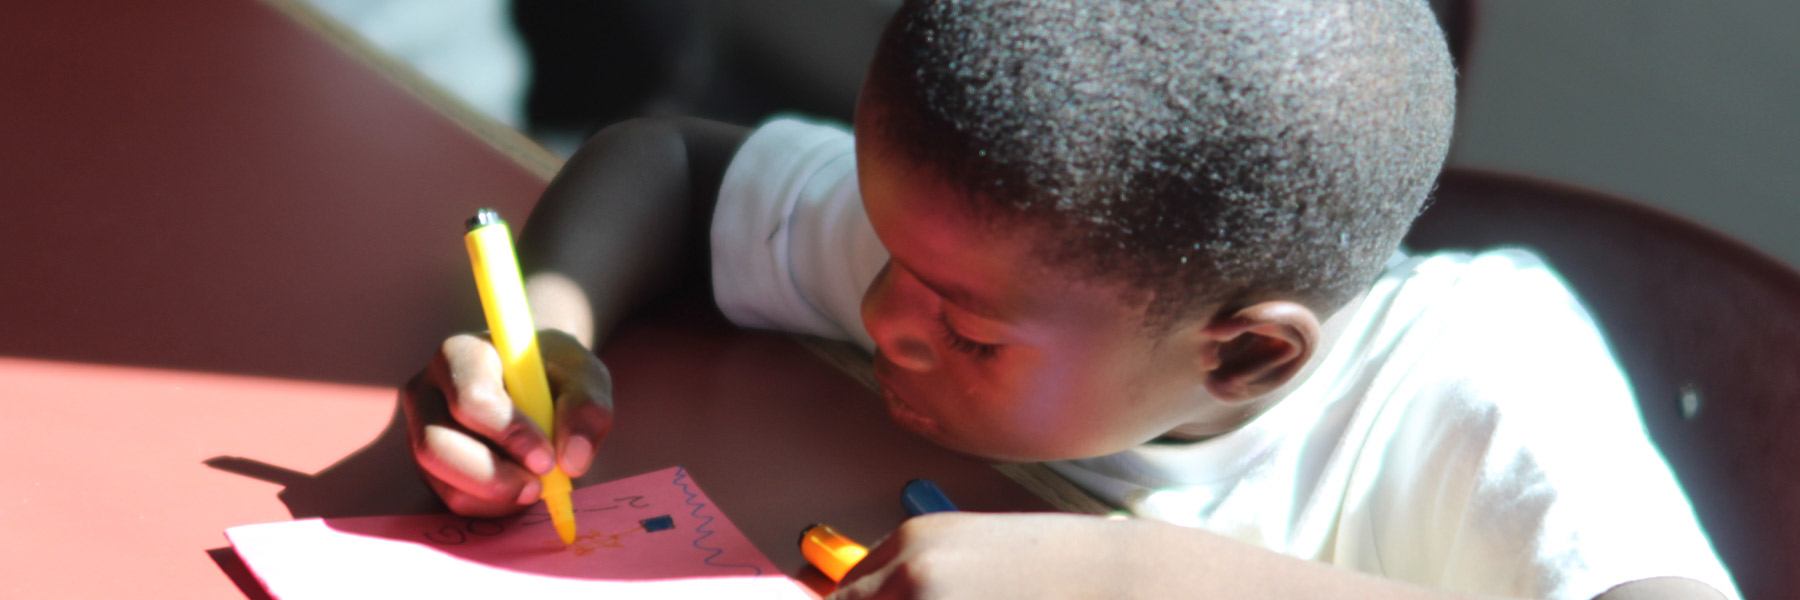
203, 397, 442, 599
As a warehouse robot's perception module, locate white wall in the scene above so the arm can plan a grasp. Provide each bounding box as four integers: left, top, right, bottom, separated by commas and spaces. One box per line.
1450, 0, 1800, 268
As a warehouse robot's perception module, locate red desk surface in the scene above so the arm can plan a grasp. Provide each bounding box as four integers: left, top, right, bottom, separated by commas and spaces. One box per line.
0, 1, 1056, 598
0, 358, 396, 599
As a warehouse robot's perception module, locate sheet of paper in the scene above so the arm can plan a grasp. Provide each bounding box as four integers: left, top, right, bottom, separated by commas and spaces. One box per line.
226, 466, 813, 599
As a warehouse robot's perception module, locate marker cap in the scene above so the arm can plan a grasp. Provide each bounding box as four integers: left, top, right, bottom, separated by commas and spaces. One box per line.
798, 523, 868, 582
901, 478, 958, 516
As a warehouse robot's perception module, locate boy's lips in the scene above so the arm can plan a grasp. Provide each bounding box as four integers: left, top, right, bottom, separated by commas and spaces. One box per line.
879, 382, 941, 437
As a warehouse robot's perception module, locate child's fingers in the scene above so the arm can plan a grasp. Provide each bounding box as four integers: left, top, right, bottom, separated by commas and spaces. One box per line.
434, 333, 557, 476
539, 329, 613, 415
829, 547, 909, 600
416, 424, 542, 516
553, 397, 611, 477
401, 371, 540, 515
422, 474, 532, 519
540, 331, 615, 477
833, 522, 906, 593
831, 513, 973, 599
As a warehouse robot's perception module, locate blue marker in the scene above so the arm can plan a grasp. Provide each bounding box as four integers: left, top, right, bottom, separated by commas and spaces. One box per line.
902, 478, 959, 516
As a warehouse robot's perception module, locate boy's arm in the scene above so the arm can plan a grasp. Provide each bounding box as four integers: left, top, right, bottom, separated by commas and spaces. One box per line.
831, 513, 1727, 600
402, 117, 750, 517
518, 117, 751, 347
1594, 578, 1728, 600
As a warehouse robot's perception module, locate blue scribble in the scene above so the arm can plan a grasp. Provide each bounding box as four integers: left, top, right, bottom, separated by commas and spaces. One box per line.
673, 466, 763, 575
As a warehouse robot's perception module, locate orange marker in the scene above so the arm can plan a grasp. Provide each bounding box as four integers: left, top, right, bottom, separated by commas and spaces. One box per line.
798, 523, 868, 582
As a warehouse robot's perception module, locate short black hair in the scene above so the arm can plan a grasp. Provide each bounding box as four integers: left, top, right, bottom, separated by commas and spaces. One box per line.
860, 0, 1456, 324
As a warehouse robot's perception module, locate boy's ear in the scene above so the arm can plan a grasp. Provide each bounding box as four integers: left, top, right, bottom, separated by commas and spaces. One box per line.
1195, 301, 1321, 402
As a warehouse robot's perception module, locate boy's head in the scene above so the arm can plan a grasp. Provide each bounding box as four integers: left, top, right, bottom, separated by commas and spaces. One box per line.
852, 0, 1455, 462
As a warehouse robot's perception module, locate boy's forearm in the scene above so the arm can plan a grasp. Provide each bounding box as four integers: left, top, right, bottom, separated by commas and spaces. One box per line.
1123, 520, 1722, 600
516, 117, 749, 348
1117, 519, 1483, 600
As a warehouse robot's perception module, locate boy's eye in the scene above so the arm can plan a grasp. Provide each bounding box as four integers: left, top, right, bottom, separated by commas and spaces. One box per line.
937, 312, 1000, 360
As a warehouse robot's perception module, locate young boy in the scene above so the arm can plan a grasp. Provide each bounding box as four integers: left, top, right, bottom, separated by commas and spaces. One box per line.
402, 0, 1739, 598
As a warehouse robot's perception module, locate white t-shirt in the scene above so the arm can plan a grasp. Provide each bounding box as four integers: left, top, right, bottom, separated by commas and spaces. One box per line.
711, 118, 1740, 600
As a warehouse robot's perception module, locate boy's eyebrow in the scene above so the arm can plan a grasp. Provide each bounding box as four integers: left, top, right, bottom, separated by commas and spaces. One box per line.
912, 271, 1005, 320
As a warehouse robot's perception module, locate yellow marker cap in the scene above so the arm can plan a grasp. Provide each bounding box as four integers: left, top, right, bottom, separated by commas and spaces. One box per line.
798, 523, 869, 582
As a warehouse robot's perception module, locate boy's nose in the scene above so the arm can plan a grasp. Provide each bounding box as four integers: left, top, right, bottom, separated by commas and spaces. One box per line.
862, 263, 939, 372
878, 336, 938, 372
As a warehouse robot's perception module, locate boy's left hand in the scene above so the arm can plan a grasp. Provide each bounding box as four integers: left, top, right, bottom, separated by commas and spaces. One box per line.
835, 513, 1672, 600
831, 512, 1153, 600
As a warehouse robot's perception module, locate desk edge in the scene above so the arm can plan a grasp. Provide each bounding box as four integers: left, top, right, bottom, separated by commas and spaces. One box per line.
255, 0, 563, 183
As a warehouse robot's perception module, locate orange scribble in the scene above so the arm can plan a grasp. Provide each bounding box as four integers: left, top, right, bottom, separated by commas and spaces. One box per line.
548, 525, 646, 556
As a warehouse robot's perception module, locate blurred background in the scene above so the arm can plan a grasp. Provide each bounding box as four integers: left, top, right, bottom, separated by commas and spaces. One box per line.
305, 0, 1800, 270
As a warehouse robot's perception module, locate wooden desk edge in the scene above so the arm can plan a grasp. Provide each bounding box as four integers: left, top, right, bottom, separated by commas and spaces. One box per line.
255, 0, 564, 182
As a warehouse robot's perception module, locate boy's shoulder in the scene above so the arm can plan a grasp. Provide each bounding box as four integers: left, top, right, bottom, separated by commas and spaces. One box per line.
1369, 247, 1610, 380
1320, 248, 1736, 598
711, 116, 880, 347
1366, 247, 1628, 434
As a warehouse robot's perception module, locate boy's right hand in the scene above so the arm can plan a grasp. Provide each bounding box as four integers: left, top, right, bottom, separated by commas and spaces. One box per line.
401, 329, 614, 517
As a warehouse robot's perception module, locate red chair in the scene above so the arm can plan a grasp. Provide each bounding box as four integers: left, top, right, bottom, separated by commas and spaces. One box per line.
1404, 168, 1800, 600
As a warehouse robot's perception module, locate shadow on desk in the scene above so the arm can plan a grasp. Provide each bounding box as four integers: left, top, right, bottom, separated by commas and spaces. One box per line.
205, 401, 436, 520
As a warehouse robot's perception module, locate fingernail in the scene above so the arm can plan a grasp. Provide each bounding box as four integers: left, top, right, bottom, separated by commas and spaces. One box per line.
525, 448, 554, 475
562, 436, 593, 475
517, 479, 542, 505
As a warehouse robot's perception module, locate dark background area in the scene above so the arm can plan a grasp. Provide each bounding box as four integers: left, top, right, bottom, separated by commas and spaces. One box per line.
512, 0, 1799, 273
513, 0, 895, 133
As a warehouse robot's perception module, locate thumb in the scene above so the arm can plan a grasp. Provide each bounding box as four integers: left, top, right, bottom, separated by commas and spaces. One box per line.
554, 391, 611, 477
539, 329, 614, 477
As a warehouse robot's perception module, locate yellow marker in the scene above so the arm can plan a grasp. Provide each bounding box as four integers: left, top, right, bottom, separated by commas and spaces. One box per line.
798, 523, 869, 582
464, 208, 576, 545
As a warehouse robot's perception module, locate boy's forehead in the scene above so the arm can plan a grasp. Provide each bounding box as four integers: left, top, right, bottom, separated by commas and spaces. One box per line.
899, 234, 1140, 327
863, 171, 1136, 325
854, 107, 1153, 324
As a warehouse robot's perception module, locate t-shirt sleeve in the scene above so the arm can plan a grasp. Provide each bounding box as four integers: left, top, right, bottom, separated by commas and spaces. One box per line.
710, 118, 886, 350
1344, 250, 1740, 600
